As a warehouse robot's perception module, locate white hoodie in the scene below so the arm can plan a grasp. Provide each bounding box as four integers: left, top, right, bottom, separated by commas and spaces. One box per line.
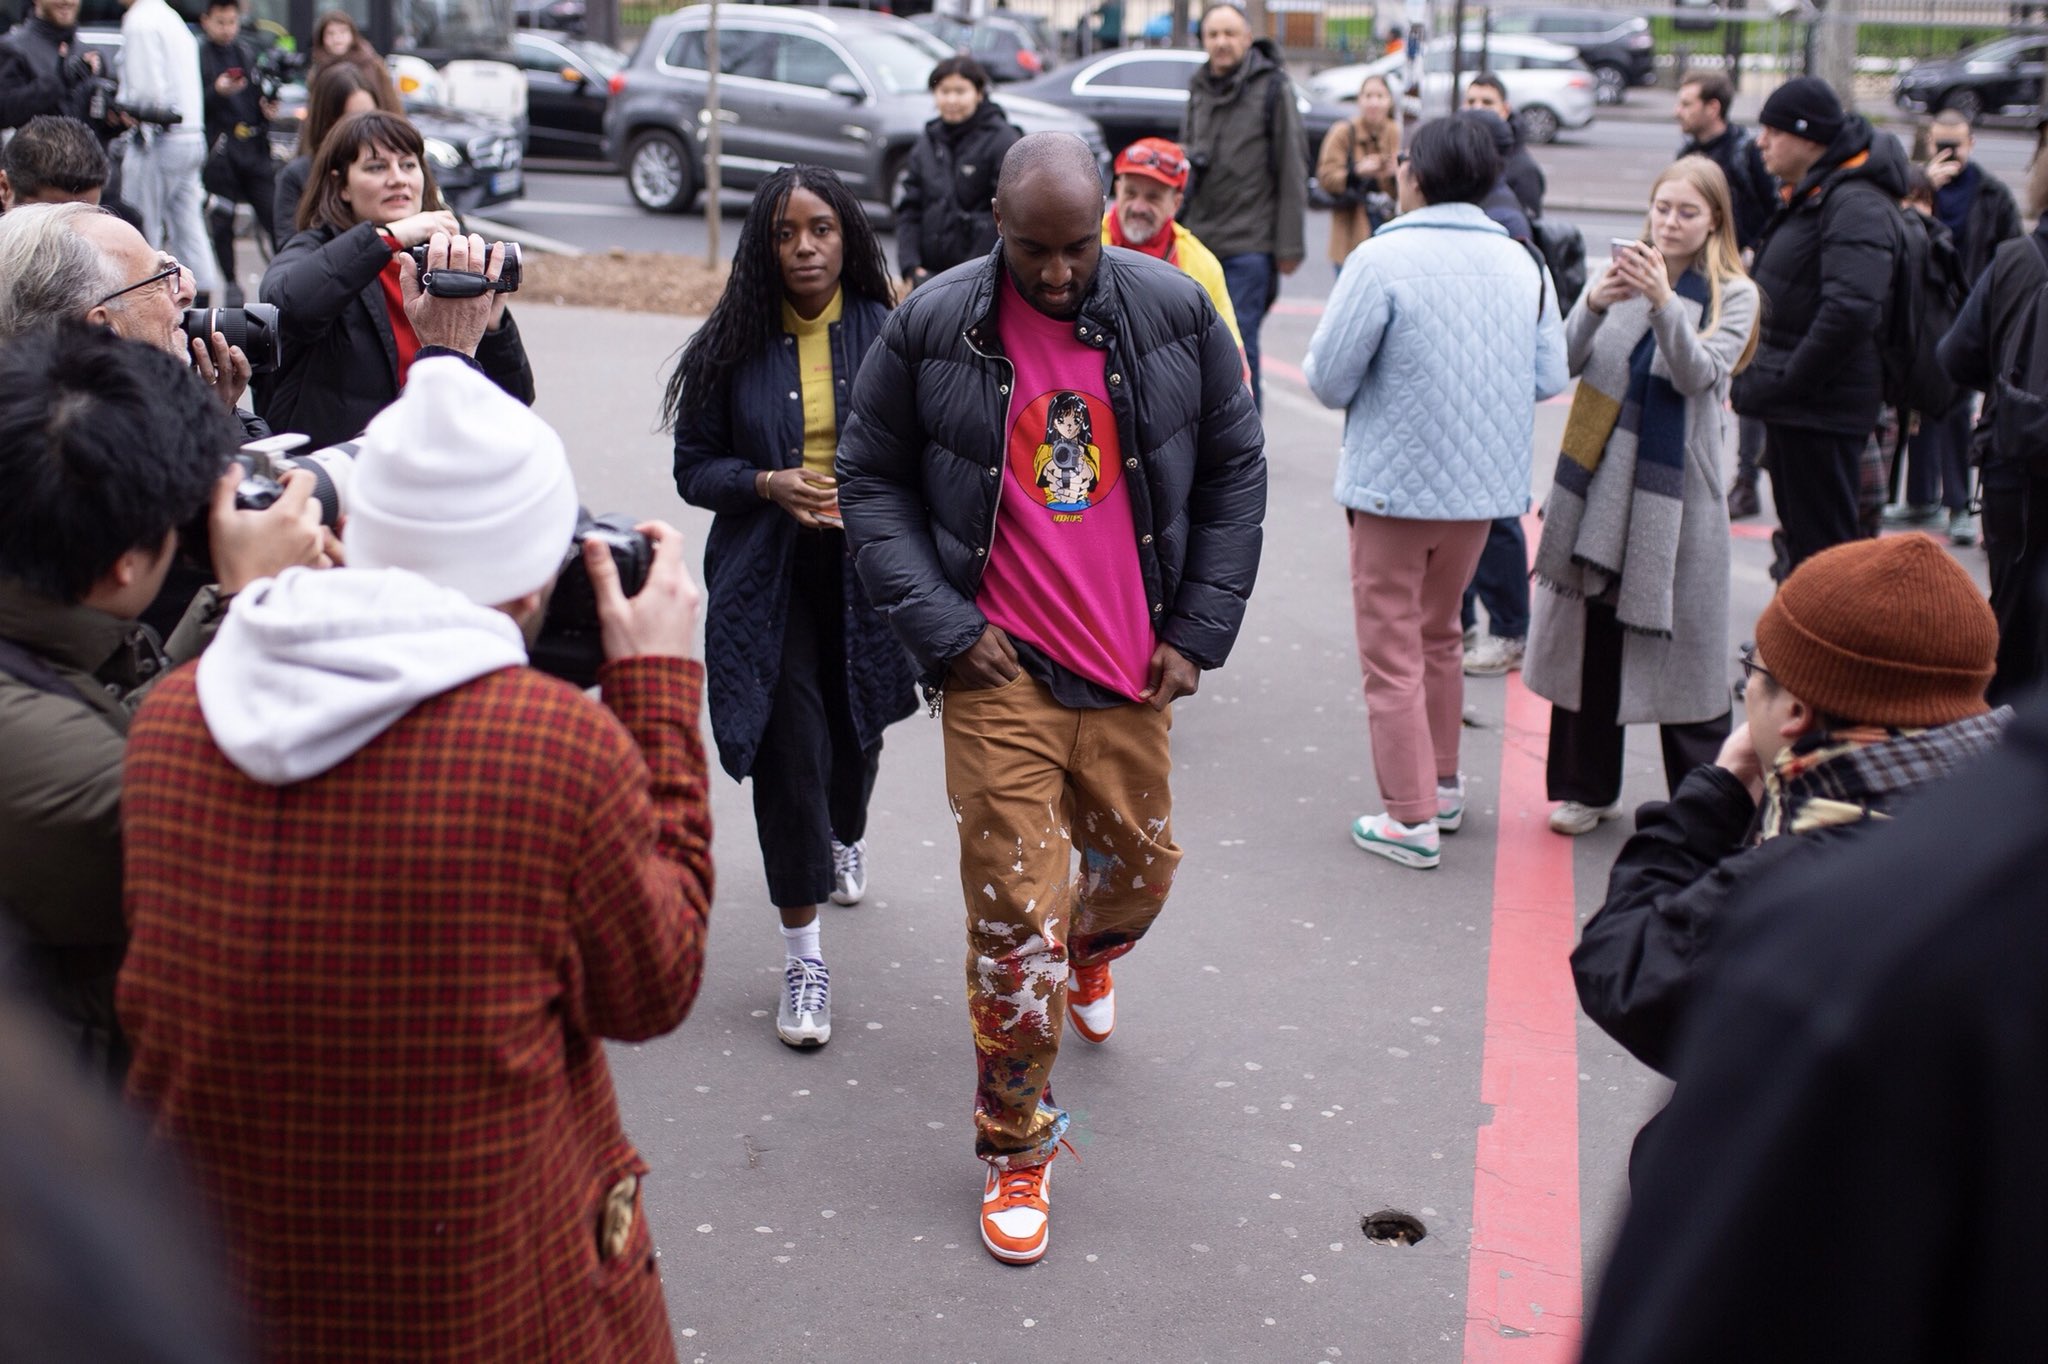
197, 567, 529, 786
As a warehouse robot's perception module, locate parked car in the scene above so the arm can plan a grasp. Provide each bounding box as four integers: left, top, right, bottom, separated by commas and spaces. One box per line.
1308, 35, 1596, 144
513, 0, 585, 35
513, 29, 622, 158
1476, 7, 1654, 105
1011, 47, 1350, 167
603, 5, 1108, 213
909, 11, 1046, 82
1893, 32, 2046, 125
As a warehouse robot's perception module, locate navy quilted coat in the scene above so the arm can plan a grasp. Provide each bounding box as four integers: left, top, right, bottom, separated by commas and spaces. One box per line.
672, 294, 918, 781
835, 245, 1267, 690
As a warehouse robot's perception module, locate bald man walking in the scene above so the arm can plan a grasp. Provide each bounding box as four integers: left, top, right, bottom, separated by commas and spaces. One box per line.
838, 133, 1266, 1266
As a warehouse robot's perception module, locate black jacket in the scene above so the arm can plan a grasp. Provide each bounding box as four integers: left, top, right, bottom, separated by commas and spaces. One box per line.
836, 245, 1267, 691
199, 36, 268, 163
1939, 222, 2048, 488
1502, 118, 1545, 223
0, 16, 98, 130
671, 293, 918, 781
256, 221, 534, 448
1945, 161, 2022, 295
1680, 122, 1774, 250
271, 155, 310, 248
895, 100, 1020, 280
1731, 118, 1909, 436
1579, 699, 2048, 1364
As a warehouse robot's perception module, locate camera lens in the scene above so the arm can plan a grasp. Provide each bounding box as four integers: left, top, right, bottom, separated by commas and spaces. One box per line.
181, 303, 281, 374
274, 440, 357, 528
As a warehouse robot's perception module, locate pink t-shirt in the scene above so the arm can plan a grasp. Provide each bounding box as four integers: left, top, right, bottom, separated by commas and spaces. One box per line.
977, 276, 1156, 702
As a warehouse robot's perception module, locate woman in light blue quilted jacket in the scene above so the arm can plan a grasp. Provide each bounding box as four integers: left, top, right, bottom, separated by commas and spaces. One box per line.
1304, 116, 1568, 871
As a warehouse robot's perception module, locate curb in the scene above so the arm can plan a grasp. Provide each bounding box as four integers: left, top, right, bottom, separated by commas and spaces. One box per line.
464, 214, 587, 257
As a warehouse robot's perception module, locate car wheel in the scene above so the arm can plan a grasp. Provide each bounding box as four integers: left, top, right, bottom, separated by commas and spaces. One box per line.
1938, 88, 1984, 124
1520, 104, 1562, 144
627, 129, 697, 213
884, 148, 910, 223
1592, 63, 1628, 106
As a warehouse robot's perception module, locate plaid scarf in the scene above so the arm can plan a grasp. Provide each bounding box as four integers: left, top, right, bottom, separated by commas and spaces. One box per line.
1757, 707, 2012, 841
1534, 268, 1709, 638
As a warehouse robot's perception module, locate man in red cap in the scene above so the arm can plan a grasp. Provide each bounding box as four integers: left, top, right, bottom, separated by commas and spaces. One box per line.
1102, 136, 1242, 353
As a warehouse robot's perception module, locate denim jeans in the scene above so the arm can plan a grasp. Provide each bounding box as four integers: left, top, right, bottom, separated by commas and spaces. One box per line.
1458, 516, 1530, 641
1218, 251, 1275, 408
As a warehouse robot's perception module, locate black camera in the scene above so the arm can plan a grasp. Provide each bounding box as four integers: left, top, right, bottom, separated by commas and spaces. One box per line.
86, 78, 183, 129
182, 303, 280, 374
531, 512, 652, 689
405, 240, 522, 298
253, 44, 308, 103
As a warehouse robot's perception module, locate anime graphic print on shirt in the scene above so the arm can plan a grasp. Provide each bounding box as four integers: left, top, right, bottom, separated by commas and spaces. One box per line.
1020, 390, 1119, 518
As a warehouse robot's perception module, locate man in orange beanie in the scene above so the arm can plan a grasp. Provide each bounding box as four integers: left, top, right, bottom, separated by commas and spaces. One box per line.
1572, 532, 2006, 1078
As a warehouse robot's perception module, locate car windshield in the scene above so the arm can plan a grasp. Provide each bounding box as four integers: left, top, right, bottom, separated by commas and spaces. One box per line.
842, 29, 945, 93
396, 0, 516, 58
564, 37, 625, 75
1962, 36, 2030, 64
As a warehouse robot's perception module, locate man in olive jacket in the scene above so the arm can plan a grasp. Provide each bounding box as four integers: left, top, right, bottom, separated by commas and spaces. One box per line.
1179, 1, 1306, 407
837, 133, 1264, 1266
0, 326, 324, 1078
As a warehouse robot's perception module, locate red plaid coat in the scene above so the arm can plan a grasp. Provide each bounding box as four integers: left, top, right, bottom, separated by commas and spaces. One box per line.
119, 657, 712, 1362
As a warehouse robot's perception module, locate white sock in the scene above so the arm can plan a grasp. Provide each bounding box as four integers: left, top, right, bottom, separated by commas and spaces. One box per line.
781, 920, 821, 963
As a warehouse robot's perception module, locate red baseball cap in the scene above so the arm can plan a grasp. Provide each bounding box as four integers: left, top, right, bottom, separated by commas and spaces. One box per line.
1113, 137, 1190, 190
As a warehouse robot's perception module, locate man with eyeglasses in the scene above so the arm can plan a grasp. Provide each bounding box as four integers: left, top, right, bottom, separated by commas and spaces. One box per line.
1100, 137, 1243, 362
1571, 532, 2006, 1085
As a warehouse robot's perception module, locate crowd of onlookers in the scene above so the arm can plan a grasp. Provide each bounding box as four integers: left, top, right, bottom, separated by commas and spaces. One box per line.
5, 0, 2048, 1352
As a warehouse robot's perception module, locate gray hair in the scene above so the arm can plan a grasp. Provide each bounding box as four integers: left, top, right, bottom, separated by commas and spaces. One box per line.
0, 203, 125, 341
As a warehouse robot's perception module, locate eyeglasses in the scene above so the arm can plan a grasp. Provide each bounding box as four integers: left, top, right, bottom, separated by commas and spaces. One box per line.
96, 256, 182, 307
1396, 152, 1410, 166
1734, 641, 1774, 702
1119, 143, 1188, 178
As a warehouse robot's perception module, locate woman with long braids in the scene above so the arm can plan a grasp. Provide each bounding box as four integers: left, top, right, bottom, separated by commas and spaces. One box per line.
668, 165, 917, 1050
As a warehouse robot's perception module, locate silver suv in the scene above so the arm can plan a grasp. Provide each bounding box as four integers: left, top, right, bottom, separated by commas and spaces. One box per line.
603, 5, 1107, 213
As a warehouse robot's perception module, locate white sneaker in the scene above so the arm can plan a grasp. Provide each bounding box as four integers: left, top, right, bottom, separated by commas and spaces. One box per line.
776, 956, 831, 1048
829, 838, 867, 906
1436, 775, 1466, 834
1350, 812, 1441, 869
1950, 509, 1978, 547
1463, 635, 1525, 677
1548, 800, 1623, 836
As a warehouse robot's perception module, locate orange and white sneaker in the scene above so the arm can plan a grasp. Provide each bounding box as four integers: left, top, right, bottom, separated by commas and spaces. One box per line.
1067, 960, 1114, 1044
980, 1156, 1056, 1265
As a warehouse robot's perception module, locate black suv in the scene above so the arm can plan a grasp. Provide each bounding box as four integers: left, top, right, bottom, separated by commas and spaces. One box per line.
1480, 7, 1655, 105
1894, 33, 2046, 125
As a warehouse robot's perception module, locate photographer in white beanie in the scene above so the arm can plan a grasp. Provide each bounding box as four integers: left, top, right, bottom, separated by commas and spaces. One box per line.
118, 354, 715, 1361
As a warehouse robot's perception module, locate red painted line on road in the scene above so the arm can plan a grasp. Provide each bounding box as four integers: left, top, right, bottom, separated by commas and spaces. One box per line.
1271, 300, 1327, 317
1462, 669, 1583, 1362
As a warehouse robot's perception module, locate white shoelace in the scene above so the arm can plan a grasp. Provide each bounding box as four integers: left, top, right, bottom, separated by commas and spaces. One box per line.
832, 841, 862, 880
786, 957, 829, 1016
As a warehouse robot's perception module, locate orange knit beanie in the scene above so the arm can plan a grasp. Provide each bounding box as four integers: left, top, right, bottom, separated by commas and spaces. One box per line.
1754, 534, 1997, 727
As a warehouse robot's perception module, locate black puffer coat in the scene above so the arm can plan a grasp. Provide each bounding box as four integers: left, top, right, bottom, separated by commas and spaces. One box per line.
836, 245, 1267, 690
672, 294, 918, 780
257, 221, 535, 447
1731, 119, 1909, 436
895, 99, 1021, 280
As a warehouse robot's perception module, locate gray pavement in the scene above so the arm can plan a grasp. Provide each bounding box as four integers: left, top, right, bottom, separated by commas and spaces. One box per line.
515, 296, 1870, 1360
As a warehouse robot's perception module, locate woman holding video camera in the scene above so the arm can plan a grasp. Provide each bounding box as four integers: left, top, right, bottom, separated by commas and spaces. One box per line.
258, 108, 532, 448
666, 165, 916, 1051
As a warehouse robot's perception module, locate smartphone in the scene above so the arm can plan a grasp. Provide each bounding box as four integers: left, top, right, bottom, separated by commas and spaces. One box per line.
1932, 141, 1961, 159
1610, 237, 1642, 257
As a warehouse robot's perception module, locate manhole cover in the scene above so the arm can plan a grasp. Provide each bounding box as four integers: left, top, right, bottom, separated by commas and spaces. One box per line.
1361, 1209, 1427, 1247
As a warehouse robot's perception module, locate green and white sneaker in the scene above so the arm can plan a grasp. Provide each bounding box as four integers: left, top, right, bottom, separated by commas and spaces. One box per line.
1436, 775, 1466, 834
1351, 813, 1441, 869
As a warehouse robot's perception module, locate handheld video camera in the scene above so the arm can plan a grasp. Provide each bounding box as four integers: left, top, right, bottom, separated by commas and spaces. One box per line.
405, 241, 523, 298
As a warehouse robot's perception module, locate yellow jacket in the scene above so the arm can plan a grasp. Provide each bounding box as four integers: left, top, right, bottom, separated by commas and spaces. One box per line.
1100, 218, 1243, 350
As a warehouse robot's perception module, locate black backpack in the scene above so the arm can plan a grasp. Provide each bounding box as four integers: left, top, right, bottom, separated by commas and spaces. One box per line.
1530, 218, 1587, 315
1850, 189, 1967, 422
1991, 242, 2048, 465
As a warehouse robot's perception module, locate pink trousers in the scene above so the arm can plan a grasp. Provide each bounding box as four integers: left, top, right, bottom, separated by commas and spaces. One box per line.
1346, 511, 1491, 825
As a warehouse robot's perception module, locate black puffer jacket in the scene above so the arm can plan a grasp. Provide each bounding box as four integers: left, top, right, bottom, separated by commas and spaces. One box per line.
836, 245, 1267, 689
895, 99, 1021, 280
257, 221, 534, 447
671, 293, 918, 781
1939, 222, 2048, 488
1731, 119, 1909, 436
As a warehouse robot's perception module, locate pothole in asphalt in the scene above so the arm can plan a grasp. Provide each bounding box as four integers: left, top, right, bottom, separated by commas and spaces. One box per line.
1361, 1209, 1427, 1247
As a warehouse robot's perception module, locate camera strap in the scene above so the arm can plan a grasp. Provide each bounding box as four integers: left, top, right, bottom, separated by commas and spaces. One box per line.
0, 637, 90, 708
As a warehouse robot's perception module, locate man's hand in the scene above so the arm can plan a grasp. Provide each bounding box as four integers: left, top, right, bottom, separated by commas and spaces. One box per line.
189, 330, 251, 410
588, 520, 703, 662
1138, 640, 1198, 711
1277, 257, 1302, 277
207, 467, 328, 595
260, 97, 281, 120
213, 70, 249, 96
947, 624, 1020, 690
1926, 148, 1963, 190
761, 468, 838, 528
1715, 721, 1765, 803
398, 231, 504, 356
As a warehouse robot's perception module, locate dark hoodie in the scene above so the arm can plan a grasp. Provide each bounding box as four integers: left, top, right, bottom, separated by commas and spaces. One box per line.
1179, 36, 1307, 263
1731, 117, 1911, 436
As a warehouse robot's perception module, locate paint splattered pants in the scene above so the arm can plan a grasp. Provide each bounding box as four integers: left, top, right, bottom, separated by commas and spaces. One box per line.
942, 670, 1182, 1167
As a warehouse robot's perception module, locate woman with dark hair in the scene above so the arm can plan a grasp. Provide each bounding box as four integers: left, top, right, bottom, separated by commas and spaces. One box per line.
668, 164, 916, 1049
310, 10, 397, 93
271, 63, 403, 247
895, 55, 1021, 289
258, 109, 533, 446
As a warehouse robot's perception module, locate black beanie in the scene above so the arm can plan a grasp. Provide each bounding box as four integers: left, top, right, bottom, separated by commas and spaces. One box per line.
1759, 76, 1845, 145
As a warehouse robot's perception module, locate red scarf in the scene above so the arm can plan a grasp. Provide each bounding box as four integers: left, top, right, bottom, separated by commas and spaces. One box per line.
374, 246, 423, 386
1107, 209, 1178, 265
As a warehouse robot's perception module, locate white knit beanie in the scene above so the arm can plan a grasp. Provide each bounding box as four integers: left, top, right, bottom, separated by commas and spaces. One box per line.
346, 356, 579, 607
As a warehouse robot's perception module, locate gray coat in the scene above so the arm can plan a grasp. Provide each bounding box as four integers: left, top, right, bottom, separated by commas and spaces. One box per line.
1525, 271, 1758, 726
